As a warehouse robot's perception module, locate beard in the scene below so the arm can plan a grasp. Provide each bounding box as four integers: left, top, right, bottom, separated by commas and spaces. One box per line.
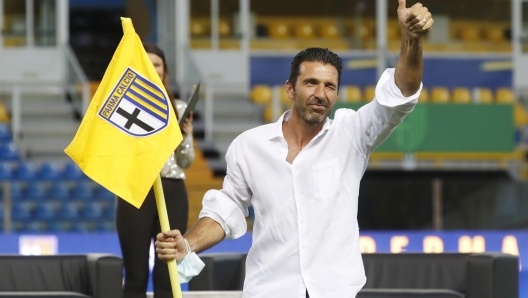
294, 96, 331, 125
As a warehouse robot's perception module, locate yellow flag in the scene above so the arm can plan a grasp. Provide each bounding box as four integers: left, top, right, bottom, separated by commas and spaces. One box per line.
65, 18, 182, 208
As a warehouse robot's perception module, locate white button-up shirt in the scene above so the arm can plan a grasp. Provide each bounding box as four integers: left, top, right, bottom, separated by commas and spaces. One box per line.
199, 69, 420, 298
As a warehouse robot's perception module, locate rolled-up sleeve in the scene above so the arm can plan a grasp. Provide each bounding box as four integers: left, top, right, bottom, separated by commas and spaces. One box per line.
198, 137, 251, 239
343, 68, 420, 156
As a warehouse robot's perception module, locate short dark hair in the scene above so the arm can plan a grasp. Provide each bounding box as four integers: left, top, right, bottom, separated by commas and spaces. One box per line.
288, 47, 342, 89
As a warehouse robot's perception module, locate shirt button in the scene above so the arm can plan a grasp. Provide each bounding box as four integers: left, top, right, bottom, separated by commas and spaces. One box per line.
300, 220, 304, 224
296, 193, 301, 198
301, 245, 305, 249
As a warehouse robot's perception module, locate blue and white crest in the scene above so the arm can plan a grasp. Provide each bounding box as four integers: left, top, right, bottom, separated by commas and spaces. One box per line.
98, 67, 170, 137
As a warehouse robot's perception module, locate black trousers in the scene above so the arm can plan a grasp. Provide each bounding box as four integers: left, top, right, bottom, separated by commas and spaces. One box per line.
116, 178, 189, 298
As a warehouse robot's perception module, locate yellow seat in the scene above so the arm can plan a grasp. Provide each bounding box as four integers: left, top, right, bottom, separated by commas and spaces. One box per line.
190, 19, 210, 37
251, 85, 272, 104
219, 19, 231, 37
477, 88, 494, 103
263, 103, 272, 122
418, 87, 429, 103
343, 85, 362, 103
320, 23, 340, 39
279, 86, 291, 104
496, 88, 515, 103
0, 100, 10, 122
459, 26, 481, 42
431, 87, 450, 103
295, 23, 316, 39
452, 87, 472, 103
387, 26, 401, 41
268, 22, 290, 39
515, 104, 528, 126
363, 85, 376, 101
485, 27, 505, 42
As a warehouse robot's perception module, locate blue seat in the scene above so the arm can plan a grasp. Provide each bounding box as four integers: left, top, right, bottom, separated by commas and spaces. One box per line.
62, 161, 86, 180
0, 162, 13, 180
9, 181, 24, 201
24, 221, 46, 232
39, 161, 61, 180
48, 221, 70, 232
59, 202, 79, 219
15, 162, 38, 180
0, 142, 20, 161
35, 202, 56, 220
71, 221, 91, 232
0, 202, 3, 220
0, 123, 12, 142
83, 201, 104, 220
25, 182, 47, 201
105, 201, 116, 219
96, 220, 115, 232
49, 182, 70, 201
96, 186, 115, 201
12, 201, 33, 220
73, 182, 94, 201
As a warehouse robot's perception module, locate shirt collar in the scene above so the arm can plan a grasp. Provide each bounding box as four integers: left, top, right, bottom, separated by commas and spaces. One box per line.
268, 110, 332, 140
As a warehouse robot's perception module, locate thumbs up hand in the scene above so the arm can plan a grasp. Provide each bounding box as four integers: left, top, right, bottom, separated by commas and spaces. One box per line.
397, 0, 433, 39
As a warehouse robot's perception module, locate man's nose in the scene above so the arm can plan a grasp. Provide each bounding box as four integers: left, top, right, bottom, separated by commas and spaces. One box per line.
314, 84, 326, 99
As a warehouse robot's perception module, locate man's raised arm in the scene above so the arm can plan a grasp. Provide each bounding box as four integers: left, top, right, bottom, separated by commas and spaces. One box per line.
395, 0, 433, 97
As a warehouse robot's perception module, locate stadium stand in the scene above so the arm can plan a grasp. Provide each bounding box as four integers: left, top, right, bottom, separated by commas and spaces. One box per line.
431, 87, 451, 103
452, 87, 472, 104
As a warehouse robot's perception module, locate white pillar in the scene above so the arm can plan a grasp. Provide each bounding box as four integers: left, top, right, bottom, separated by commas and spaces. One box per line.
376, 0, 388, 79
26, 0, 35, 47
175, 0, 190, 95
211, 0, 219, 51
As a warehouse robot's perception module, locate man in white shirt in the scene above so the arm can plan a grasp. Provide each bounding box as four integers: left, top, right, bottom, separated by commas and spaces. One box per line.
155, 1, 433, 297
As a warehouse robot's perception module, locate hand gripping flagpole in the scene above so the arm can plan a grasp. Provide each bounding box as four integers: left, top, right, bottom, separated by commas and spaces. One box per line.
153, 174, 183, 298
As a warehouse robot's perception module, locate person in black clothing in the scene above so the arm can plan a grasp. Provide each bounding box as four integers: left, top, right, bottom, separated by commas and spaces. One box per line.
116, 41, 195, 298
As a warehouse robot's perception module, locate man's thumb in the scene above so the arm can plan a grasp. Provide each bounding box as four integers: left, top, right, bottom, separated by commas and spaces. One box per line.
398, 0, 406, 9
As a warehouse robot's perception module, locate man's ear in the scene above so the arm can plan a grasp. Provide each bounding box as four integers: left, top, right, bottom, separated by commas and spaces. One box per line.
285, 80, 295, 100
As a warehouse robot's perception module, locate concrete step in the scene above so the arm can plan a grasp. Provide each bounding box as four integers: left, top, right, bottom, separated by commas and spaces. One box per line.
21, 120, 79, 136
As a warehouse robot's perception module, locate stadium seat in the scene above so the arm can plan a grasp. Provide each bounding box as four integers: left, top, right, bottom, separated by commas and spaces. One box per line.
62, 161, 86, 180
320, 23, 340, 39
105, 201, 116, 219
268, 22, 290, 39
9, 181, 24, 201
96, 186, 115, 201
25, 181, 47, 201
12, 201, 32, 220
514, 104, 528, 127
431, 87, 450, 103
343, 85, 362, 103
294, 23, 316, 39
250, 85, 272, 104
0, 101, 10, 123
34, 202, 56, 221
218, 19, 232, 37
477, 88, 494, 103
364, 85, 376, 101
49, 221, 70, 232
15, 161, 38, 180
0, 202, 3, 220
459, 25, 481, 41
59, 202, 79, 220
71, 221, 91, 232
279, 86, 290, 104
0, 161, 13, 180
190, 19, 209, 37
96, 220, 115, 232
418, 87, 429, 103
24, 221, 45, 232
49, 182, 70, 201
0, 123, 12, 142
39, 161, 61, 180
485, 26, 505, 42
387, 25, 401, 41
496, 88, 515, 103
83, 201, 104, 220
73, 182, 94, 200
0, 142, 20, 161
452, 87, 472, 103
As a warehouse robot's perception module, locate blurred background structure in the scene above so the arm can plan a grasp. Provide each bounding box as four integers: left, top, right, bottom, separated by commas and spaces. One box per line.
0, 0, 527, 295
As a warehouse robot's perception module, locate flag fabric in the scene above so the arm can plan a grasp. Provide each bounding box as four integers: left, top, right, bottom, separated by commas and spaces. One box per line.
65, 18, 182, 208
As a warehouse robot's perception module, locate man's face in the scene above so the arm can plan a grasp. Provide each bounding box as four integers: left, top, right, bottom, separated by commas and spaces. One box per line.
286, 61, 338, 125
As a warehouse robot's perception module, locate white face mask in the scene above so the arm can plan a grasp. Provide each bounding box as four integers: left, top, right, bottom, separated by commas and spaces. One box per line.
177, 241, 205, 283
